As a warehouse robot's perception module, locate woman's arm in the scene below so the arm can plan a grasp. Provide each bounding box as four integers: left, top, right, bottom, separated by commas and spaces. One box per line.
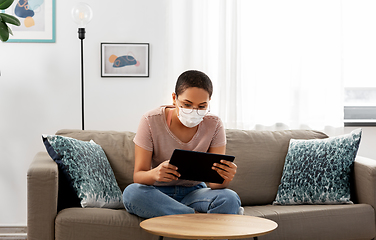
208, 145, 237, 189
133, 144, 180, 185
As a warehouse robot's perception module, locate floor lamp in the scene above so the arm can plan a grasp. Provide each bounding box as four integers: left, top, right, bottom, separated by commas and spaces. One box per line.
71, 2, 93, 130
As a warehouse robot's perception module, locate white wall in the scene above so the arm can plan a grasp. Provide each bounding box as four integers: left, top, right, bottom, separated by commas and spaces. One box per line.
0, 0, 172, 225
344, 127, 376, 160
1, 0, 375, 226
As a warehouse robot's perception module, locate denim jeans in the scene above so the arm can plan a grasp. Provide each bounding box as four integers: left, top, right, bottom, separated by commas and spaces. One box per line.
123, 182, 241, 219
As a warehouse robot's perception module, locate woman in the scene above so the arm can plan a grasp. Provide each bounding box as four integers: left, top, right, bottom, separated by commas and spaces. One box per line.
123, 70, 241, 218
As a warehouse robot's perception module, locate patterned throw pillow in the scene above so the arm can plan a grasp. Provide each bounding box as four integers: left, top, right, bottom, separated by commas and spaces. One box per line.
43, 135, 124, 208
273, 128, 362, 205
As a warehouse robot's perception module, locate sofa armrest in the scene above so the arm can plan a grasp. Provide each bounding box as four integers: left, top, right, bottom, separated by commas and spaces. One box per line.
27, 152, 58, 240
354, 156, 376, 209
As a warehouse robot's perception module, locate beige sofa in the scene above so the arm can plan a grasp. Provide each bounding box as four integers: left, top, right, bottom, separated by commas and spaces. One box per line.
27, 129, 376, 240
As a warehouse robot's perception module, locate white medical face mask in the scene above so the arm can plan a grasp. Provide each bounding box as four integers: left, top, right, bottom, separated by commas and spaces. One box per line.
177, 106, 208, 128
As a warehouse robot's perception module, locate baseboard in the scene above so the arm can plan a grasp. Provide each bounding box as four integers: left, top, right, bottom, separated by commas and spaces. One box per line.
0, 226, 27, 240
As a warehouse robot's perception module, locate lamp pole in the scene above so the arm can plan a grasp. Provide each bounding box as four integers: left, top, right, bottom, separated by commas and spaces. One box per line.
72, 3, 93, 130
79, 28, 85, 130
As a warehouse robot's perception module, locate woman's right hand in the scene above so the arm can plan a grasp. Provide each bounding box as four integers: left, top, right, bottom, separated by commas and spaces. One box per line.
152, 160, 180, 182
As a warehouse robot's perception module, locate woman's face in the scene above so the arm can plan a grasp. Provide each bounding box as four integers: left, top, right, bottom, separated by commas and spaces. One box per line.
173, 87, 210, 110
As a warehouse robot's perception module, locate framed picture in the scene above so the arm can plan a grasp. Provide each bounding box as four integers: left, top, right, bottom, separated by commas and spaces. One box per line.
101, 43, 149, 77
2, 0, 56, 43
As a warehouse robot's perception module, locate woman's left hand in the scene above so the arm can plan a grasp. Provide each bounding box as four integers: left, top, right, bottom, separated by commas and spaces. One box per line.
212, 160, 237, 182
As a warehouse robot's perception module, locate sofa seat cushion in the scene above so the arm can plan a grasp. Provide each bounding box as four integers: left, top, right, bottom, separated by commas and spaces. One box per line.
55, 208, 159, 240
244, 204, 375, 240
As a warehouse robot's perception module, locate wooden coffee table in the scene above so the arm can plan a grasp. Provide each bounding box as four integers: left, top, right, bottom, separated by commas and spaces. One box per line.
140, 213, 278, 240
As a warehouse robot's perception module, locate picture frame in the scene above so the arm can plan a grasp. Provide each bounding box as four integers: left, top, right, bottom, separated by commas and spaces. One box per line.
101, 43, 149, 77
2, 0, 56, 43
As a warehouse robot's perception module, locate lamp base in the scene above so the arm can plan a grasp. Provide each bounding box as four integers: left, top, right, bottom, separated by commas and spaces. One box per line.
78, 28, 86, 40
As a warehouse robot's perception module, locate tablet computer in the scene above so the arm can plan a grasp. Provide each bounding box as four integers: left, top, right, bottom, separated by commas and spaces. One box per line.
169, 149, 235, 184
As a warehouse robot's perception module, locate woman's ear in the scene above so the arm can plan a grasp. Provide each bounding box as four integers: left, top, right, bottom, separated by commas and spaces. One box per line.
172, 92, 177, 106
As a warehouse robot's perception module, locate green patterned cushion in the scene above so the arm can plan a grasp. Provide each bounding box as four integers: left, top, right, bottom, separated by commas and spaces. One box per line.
273, 129, 362, 205
43, 135, 123, 208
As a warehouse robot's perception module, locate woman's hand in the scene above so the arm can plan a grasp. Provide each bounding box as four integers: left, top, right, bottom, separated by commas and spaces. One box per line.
134, 145, 180, 185
152, 160, 181, 182
207, 145, 236, 189
212, 160, 237, 183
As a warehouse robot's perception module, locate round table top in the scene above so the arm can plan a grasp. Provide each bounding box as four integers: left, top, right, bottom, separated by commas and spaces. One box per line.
140, 213, 278, 239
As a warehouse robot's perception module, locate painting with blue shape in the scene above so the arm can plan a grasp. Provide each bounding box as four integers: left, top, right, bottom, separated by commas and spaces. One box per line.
101, 43, 149, 77
4, 0, 54, 42
15, 0, 35, 18
14, 0, 44, 29
109, 54, 140, 68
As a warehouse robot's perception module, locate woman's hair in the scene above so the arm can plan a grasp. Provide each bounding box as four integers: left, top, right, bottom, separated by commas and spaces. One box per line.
175, 70, 213, 98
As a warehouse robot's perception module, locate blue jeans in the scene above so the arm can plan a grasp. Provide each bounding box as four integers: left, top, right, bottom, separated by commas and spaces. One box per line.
123, 182, 241, 219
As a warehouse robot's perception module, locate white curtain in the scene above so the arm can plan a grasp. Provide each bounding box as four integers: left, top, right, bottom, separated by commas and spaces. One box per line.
165, 0, 344, 133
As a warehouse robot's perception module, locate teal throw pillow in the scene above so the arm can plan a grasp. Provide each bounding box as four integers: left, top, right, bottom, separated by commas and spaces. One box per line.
43, 135, 124, 208
273, 128, 362, 205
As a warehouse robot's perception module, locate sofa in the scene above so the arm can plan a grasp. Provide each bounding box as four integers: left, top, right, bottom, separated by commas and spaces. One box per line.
27, 129, 376, 240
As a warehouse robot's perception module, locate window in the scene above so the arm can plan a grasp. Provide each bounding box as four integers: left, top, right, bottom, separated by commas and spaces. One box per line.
344, 88, 376, 126
343, 0, 376, 126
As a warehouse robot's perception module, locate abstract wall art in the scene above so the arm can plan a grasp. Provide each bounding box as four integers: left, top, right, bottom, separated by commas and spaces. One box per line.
3, 0, 55, 42
101, 43, 149, 77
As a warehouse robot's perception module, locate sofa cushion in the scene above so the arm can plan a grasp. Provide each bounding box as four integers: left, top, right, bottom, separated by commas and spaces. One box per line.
244, 204, 375, 240
43, 135, 123, 208
273, 129, 361, 205
56, 129, 136, 191
55, 208, 159, 240
226, 129, 328, 206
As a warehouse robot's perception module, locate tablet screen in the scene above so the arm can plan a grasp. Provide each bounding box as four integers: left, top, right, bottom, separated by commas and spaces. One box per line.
169, 149, 235, 184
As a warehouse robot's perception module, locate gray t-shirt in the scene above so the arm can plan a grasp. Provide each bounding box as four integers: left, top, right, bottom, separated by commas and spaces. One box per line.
133, 105, 226, 187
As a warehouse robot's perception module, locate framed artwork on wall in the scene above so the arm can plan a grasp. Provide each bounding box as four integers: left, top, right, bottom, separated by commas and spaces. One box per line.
101, 43, 149, 77
2, 0, 56, 43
